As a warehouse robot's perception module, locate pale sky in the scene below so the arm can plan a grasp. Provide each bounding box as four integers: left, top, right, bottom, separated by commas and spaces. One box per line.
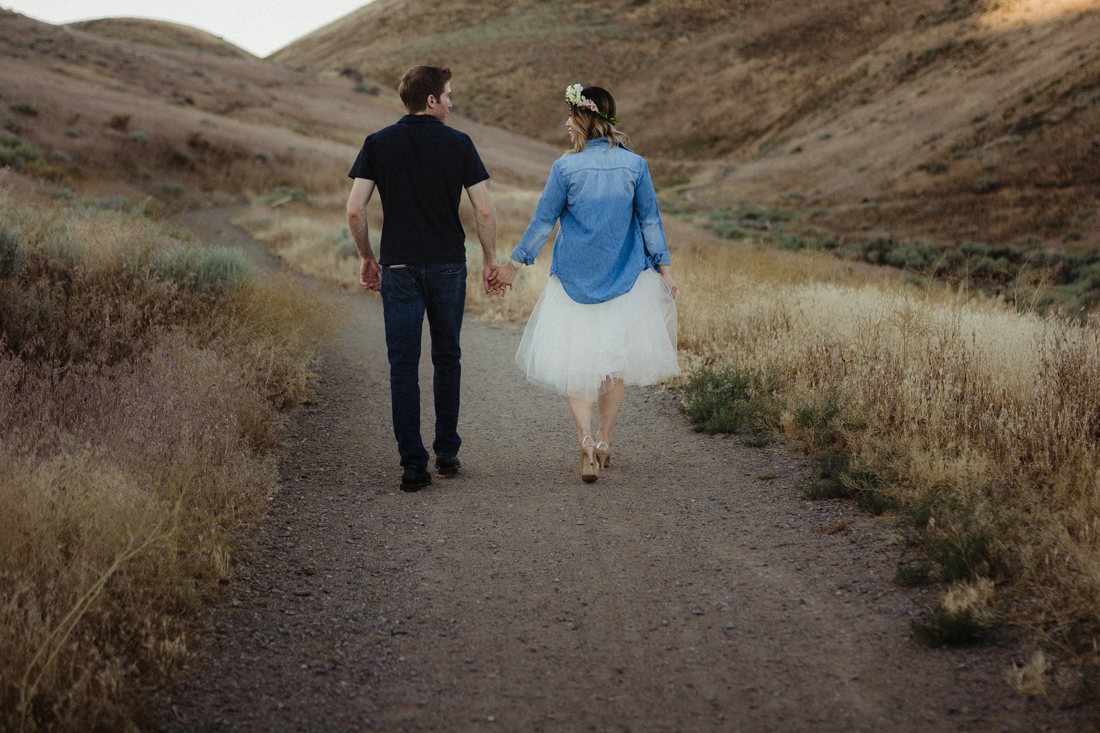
2, 1, 375, 57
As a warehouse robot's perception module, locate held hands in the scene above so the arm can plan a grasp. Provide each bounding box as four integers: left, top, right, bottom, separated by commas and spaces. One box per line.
360, 259, 511, 296
487, 261, 516, 296
483, 261, 506, 297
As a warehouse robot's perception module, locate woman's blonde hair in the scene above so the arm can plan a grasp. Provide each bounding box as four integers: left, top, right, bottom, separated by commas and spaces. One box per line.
567, 86, 629, 154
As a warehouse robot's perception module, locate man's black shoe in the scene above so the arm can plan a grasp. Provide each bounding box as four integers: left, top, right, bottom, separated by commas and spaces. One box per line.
436, 456, 461, 476
400, 466, 432, 492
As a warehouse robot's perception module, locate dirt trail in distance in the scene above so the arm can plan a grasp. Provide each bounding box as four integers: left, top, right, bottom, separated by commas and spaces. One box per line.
155, 208, 1083, 732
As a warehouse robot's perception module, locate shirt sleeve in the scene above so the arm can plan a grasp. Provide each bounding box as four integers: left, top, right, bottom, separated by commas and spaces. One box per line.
634, 160, 670, 267
509, 161, 568, 265
462, 139, 491, 188
348, 137, 375, 180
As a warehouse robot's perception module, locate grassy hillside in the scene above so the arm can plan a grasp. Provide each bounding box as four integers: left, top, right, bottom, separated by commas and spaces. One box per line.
275, 0, 1100, 253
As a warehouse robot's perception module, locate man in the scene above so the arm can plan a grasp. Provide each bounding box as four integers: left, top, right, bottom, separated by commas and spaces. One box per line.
346, 65, 498, 493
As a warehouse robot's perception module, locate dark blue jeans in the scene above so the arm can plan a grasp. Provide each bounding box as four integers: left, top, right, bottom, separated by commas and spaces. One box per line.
380, 263, 466, 470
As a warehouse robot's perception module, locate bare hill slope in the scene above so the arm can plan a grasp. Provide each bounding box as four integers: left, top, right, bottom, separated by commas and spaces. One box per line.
0, 8, 558, 211
69, 17, 254, 59
275, 0, 1100, 249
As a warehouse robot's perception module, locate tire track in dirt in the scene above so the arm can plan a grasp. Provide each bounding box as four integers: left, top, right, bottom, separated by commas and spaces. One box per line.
154, 207, 1082, 732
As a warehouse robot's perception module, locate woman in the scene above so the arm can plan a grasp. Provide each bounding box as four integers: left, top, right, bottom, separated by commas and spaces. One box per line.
490, 84, 679, 483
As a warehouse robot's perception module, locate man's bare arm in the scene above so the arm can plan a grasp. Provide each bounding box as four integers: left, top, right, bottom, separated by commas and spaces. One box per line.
347, 177, 381, 291
466, 180, 499, 294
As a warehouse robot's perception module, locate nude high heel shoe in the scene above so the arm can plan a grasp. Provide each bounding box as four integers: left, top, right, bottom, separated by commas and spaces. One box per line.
579, 436, 599, 483
595, 440, 611, 469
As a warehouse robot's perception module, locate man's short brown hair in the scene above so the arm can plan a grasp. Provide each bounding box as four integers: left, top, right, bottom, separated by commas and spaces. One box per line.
398, 66, 452, 113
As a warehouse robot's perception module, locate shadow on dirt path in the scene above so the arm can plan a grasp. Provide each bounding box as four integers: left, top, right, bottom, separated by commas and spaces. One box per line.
154, 207, 1083, 732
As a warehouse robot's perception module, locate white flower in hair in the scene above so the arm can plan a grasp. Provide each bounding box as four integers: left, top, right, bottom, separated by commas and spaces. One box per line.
565, 83, 619, 125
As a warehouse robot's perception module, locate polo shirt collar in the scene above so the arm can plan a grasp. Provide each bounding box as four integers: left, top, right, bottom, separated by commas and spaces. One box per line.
399, 114, 443, 124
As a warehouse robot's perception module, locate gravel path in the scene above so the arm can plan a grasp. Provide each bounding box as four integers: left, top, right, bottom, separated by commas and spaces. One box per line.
154, 208, 1082, 732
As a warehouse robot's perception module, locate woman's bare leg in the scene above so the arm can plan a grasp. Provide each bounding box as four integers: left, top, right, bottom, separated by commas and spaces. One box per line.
568, 395, 594, 446
595, 378, 625, 445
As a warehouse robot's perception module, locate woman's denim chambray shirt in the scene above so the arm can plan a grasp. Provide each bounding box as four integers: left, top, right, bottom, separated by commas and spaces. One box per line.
509, 138, 670, 305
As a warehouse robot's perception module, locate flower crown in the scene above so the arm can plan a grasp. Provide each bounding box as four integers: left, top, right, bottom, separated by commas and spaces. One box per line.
565, 84, 619, 126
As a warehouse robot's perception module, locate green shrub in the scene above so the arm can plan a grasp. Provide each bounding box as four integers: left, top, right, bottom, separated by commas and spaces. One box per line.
894, 561, 933, 586
886, 240, 940, 271
152, 245, 253, 294
265, 187, 307, 204
775, 233, 810, 250
860, 236, 895, 266
77, 196, 135, 214
975, 177, 998, 193
801, 451, 853, 500
1072, 263, 1100, 305
156, 182, 185, 197
19, 160, 66, 182
656, 176, 691, 190
736, 202, 801, 222
800, 451, 895, 512
918, 160, 949, 174
706, 220, 743, 239
844, 461, 897, 514
0, 133, 44, 168
793, 385, 851, 447
926, 521, 995, 582
9, 102, 38, 117
905, 482, 1016, 582
680, 364, 782, 435
323, 229, 359, 260
0, 223, 26, 280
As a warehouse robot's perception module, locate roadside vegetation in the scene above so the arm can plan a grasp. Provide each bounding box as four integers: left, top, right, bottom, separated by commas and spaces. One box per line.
672, 242, 1100, 695
683, 200, 1100, 316
0, 186, 338, 732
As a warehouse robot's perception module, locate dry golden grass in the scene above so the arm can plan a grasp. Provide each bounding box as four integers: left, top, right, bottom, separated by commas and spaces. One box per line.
0, 186, 340, 732
677, 239, 1100, 661
1008, 650, 1052, 695
232, 199, 365, 286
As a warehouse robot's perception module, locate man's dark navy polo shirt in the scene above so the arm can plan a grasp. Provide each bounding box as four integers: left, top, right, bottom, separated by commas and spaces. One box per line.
348, 114, 489, 265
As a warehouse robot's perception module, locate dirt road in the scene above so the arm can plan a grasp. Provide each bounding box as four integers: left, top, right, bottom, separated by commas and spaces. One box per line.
155, 208, 1082, 732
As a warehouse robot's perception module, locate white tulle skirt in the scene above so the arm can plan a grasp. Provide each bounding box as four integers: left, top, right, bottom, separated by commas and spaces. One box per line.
515, 269, 680, 400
